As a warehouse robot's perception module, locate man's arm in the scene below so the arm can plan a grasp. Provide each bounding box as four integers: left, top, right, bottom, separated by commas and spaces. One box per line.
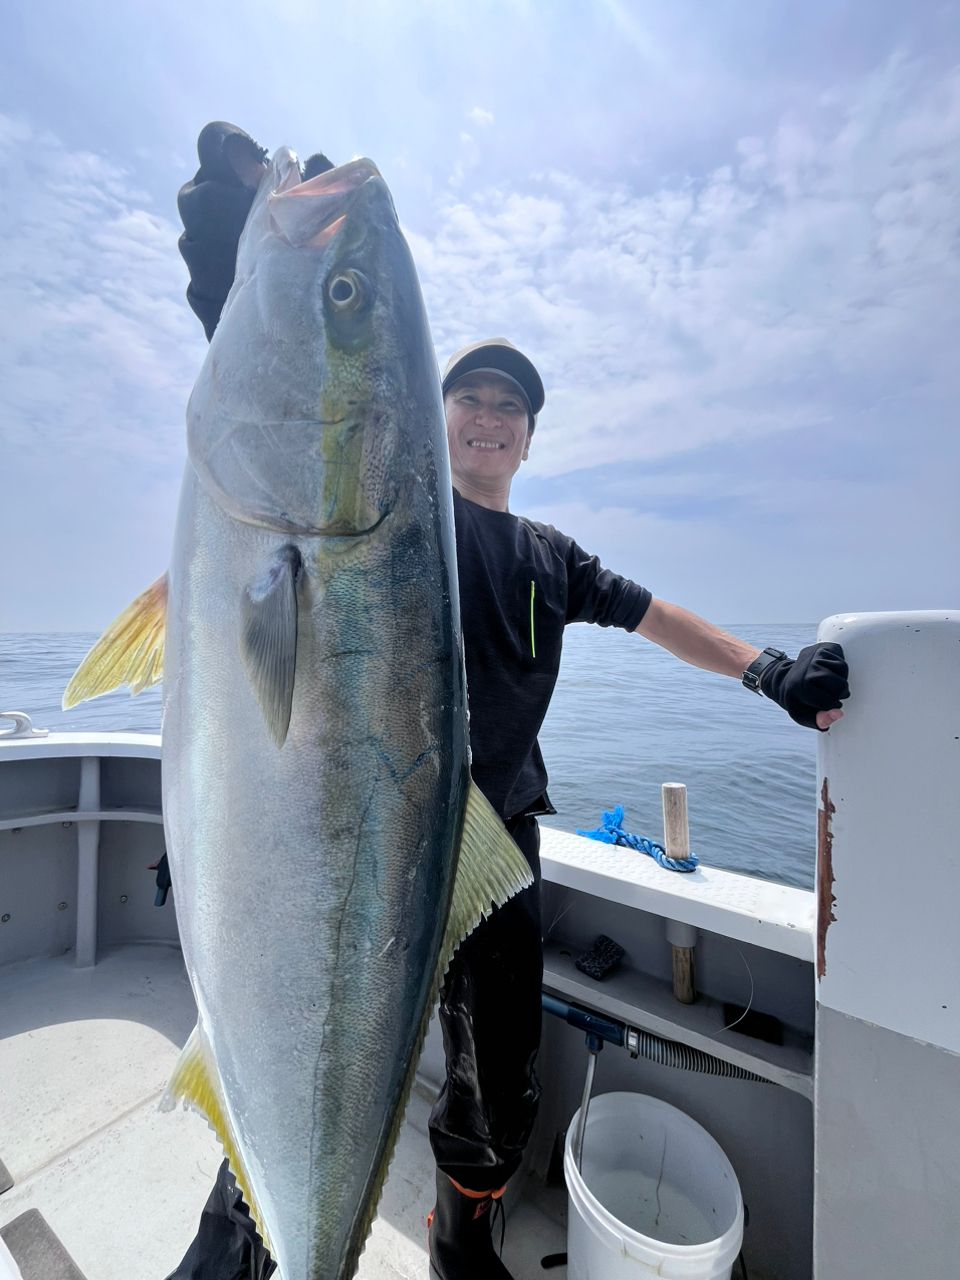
634, 598, 759, 676
635, 598, 848, 731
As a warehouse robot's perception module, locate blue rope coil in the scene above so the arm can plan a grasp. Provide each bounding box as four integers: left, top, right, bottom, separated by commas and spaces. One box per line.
577, 804, 700, 873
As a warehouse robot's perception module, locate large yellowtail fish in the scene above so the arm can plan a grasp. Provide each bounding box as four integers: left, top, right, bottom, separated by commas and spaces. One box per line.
64, 149, 531, 1279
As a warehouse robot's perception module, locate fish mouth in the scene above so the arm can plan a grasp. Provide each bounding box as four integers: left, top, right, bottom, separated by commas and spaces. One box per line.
268, 158, 383, 248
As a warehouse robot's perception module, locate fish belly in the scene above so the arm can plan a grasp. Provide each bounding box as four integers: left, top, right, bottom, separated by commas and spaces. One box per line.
163, 470, 466, 1277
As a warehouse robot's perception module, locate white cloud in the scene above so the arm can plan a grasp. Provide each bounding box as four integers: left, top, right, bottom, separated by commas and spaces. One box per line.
2, 47, 957, 628
520, 467, 959, 623
412, 57, 960, 480
0, 114, 202, 468
0, 115, 202, 628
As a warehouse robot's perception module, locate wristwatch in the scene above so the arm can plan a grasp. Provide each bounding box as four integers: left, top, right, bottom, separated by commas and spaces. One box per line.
742, 647, 787, 694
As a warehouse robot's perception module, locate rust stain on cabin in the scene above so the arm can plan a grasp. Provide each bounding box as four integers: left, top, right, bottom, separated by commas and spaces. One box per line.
817, 777, 837, 979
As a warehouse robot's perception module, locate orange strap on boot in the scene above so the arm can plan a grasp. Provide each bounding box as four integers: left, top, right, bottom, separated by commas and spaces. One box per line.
426, 1176, 506, 1230
448, 1177, 506, 1201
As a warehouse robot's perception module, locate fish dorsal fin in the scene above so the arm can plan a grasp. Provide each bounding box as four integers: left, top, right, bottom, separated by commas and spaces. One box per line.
161, 1024, 274, 1257
62, 574, 168, 709
241, 546, 301, 747
338, 779, 534, 1278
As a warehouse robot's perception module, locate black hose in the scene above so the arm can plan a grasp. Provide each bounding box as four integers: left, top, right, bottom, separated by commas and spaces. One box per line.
630, 1026, 766, 1081
542, 992, 767, 1082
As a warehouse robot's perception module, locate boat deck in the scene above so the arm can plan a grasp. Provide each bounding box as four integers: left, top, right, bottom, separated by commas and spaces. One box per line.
0, 945, 566, 1279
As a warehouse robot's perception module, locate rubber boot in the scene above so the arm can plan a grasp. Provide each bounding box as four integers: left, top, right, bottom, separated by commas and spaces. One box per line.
427, 1172, 514, 1280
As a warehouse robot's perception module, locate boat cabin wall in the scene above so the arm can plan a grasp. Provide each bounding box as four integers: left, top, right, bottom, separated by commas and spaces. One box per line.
0, 748, 176, 969
0, 823, 81, 967
541, 881, 816, 1037
0, 821, 175, 969
1, 756, 82, 816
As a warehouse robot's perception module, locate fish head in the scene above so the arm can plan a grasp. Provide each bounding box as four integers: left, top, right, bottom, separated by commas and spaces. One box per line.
186, 147, 443, 538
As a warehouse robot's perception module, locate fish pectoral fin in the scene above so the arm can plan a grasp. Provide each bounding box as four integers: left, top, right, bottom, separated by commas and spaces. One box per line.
439, 781, 535, 980
241, 545, 302, 747
62, 574, 168, 709
161, 1023, 273, 1256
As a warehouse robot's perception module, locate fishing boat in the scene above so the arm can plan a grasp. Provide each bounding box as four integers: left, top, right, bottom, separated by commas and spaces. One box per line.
1, 610, 957, 1280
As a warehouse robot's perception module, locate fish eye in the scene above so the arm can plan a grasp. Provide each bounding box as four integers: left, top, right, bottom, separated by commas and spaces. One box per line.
327, 269, 368, 312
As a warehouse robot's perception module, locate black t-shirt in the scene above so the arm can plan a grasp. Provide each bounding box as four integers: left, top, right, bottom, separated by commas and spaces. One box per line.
453, 489, 652, 820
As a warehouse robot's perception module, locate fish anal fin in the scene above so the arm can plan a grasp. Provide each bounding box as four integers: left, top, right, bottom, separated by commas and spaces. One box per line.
241, 546, 301, 747
161, 1024, 274, 1257
438, 780, 534, 982
62, 574, 168, 709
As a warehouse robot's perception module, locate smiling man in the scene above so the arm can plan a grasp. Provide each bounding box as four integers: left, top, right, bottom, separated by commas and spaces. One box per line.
167, 127, 850, 1280
423, 333, 847, 1278
443, 341, 538, 505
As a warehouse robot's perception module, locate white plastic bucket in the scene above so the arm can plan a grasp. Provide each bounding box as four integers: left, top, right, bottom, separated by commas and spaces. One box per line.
564, 1092, 744, 1280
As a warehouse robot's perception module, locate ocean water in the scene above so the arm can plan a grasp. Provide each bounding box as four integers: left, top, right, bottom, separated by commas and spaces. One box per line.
0, 623, 819, 889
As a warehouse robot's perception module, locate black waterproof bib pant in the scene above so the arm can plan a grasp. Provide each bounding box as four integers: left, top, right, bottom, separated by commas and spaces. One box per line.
164, 815, 544, 1280
428, 814, 543, 1194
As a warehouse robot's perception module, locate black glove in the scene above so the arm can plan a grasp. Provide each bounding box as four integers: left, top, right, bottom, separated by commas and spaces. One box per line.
759, 642, 850, 731
177, 122, 335, 341
149, 852, 172, 907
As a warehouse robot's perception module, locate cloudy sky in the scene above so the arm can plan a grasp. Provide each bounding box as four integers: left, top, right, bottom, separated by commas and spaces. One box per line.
1, 0, 957, 631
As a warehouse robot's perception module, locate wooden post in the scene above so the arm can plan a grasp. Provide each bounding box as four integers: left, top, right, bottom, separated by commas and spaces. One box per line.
663, 782, 696, 1004
671, 938, 696, 1005
662, 782, 690, 861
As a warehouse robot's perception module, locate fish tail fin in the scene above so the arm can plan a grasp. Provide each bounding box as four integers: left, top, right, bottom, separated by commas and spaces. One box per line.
161, 1023, 274, 1258
62, 574, 168, 709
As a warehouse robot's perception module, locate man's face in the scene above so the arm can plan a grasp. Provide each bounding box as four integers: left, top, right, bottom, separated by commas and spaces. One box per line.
444, 372, 533, 486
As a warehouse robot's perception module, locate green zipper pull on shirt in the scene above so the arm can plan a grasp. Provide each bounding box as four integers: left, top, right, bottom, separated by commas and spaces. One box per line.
529, 579, 536, 658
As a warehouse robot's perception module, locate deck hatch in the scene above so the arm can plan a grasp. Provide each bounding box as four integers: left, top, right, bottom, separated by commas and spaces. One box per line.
0, 1208, 87, 1279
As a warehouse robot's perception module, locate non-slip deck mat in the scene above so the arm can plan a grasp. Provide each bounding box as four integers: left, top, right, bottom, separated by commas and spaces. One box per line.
0, 1159, 11, 1196
0, 1209, 87, 1280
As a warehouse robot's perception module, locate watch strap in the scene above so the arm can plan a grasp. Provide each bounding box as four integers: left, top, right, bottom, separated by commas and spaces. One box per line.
742, 647, 788, 694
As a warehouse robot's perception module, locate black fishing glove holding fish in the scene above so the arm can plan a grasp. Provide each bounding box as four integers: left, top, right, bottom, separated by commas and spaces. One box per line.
178, 122, 334, 340
743, 642, 850, 730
